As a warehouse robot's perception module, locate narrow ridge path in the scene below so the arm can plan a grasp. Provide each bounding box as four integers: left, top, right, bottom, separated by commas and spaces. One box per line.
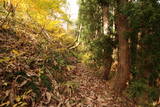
69, 63, 135, 107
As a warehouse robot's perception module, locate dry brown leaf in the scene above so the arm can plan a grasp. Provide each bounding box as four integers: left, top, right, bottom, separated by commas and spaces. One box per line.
44, 92, 52, 104
84, 97, 93, 105
5, 90, 10, 97
26, 71, 38, 77
57, 102, 63, 107
18, 80, 28, 88
9, 89, 15, 105
65, 101, 71, 107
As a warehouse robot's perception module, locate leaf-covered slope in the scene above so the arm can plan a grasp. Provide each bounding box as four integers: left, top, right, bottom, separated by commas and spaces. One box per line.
0, 25, 76, 106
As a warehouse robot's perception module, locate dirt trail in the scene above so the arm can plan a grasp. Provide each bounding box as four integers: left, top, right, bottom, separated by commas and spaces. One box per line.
69, 63, 135, 107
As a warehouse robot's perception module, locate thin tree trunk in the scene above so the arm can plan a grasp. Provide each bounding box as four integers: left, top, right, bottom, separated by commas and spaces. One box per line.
102, 5, 109, 35
111, 0, 131, 93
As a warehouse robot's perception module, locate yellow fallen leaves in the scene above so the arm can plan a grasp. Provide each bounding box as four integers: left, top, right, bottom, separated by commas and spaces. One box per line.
0, 101, 10, 107
66, 65, 76, 71
12, 49, 25, 57
0, 57, 10, 63
12, 49, 20, 55
13, 102, 27, 107
0, 49, 23, 63
13, 90, 32, 107
15, 96, 21, 102
2, 80, 8, 86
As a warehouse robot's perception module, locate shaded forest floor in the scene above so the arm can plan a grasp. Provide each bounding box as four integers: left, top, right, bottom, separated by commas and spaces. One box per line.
64, 63, 136, 107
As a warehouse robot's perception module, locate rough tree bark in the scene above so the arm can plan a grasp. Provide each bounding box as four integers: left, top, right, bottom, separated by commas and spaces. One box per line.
104, 57, 113, 80
111, 0, 131, 93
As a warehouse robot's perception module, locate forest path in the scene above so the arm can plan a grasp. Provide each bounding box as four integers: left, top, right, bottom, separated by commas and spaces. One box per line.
68, 63, 135, 107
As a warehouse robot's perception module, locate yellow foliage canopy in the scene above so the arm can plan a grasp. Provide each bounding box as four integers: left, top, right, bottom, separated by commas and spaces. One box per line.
1, 0, 69, 30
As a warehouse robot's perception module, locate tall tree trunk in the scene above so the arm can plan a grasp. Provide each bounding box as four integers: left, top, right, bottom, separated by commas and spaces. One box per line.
111, 0, 131, 93
102, 4, 113, 80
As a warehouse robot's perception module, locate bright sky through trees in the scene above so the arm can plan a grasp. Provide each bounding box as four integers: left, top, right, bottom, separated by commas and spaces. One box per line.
67, 0, 79, 20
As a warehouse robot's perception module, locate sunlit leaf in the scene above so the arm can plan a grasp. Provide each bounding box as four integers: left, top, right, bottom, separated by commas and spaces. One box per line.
0, 57, 10, 63
0, 101, 10, 107
15, 96, 21, 102
66, 65, 76, 71
20, 102, 27, 106
12, 49, 20, 55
